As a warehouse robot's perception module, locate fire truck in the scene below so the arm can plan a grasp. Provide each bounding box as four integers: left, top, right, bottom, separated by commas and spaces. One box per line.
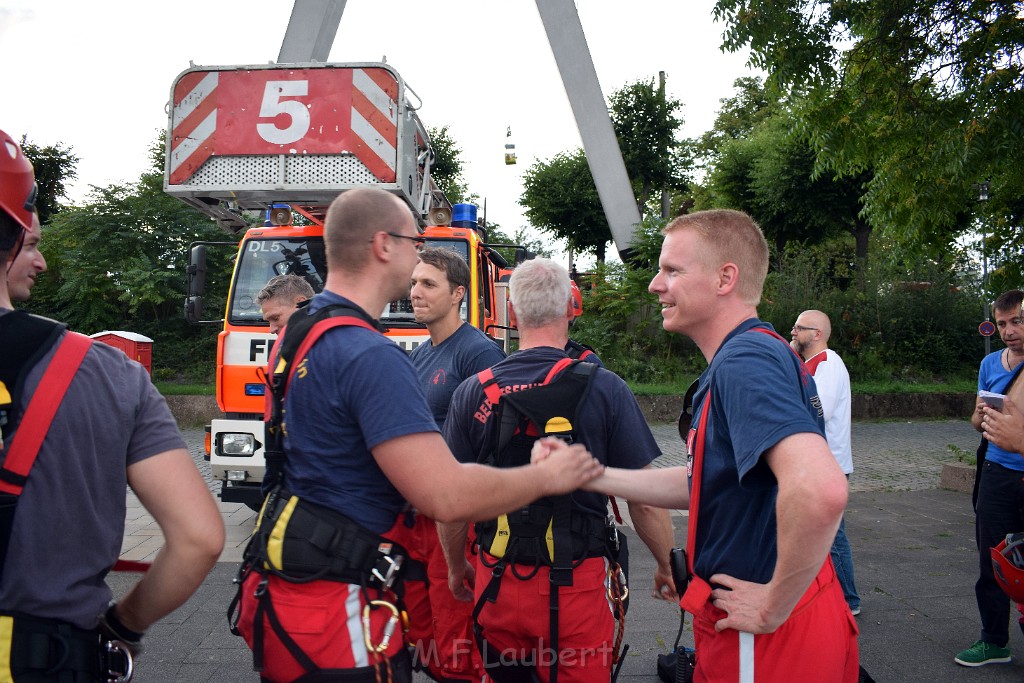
167, 62, 515, 508
165, 0, 643, 509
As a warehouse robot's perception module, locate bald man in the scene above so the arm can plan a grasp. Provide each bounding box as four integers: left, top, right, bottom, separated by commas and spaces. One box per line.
791, 309, 860, 615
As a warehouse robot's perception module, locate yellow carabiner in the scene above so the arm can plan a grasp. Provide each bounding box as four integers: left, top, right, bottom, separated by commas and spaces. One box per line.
362, 600, 401, 654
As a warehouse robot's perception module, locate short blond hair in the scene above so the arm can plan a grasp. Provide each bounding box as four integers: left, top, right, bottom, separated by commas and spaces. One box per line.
323, 188, 413, 272
664, 209, 768, 305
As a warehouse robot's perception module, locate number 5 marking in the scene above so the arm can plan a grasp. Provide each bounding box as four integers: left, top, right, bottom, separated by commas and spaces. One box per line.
257, 80, 310, 145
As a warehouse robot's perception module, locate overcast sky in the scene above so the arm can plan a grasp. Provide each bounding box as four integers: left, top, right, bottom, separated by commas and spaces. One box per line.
0, 0, 756, 266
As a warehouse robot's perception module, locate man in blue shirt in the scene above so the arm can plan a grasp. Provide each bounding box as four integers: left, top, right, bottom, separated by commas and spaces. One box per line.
957, 289, 1024, 667
580, 209, 856, 682
410, 247, 505, 430
407, 247, 505, 681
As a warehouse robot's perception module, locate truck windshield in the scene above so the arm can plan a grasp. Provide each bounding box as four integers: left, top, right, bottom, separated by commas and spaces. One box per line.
381, 238, 470, 325
230, 237, 327, 325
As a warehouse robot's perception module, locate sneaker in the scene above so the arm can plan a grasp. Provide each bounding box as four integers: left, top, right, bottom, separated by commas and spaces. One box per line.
850, 607, 861, 616
954, 640, 1011, 667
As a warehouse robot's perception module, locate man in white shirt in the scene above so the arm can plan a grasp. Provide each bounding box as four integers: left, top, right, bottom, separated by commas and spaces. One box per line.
791, 309, 860, 615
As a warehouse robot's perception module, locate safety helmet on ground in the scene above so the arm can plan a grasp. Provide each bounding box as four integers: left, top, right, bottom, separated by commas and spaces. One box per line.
570, 280, 583, 318
992, 532, 1024, 602
0, 129, 37, 238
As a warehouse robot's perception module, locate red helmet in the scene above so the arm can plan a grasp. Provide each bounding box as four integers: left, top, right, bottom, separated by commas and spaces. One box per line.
992, 533, 1024, 602
570, 280, 583, 318
0, 129, 37, 232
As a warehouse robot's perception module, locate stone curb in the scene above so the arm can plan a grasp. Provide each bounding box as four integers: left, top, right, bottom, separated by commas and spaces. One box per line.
166, 392, 977, 428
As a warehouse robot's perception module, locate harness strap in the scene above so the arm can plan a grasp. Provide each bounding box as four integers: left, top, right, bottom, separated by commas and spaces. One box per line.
472, 357, 600, 683
0, 332, 91, 586
0, 333, 91, 495
680, 324, 805, 612
679, 393, 712, 614
263, 304, 379, 491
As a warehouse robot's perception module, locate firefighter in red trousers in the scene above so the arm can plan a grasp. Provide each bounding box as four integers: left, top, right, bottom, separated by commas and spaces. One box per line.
573, 210, 858, 682
439, 258, 677, 683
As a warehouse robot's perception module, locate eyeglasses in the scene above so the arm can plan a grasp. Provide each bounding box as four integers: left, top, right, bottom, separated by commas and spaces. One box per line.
385, 232, 426, 249
792, 325, 818, 333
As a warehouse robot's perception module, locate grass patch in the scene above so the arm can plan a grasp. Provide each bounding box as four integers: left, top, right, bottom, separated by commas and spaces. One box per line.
947, 443, 977, 465
156, 383, 215, 396
628, 380, 694, 395
853, 379, 975, 394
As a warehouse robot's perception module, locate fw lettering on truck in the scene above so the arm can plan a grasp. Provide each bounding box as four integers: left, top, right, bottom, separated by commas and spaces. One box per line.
166, 63, 517, 510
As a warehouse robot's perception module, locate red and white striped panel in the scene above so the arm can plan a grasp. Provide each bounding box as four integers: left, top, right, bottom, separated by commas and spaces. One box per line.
169, 71, 219, 186
351, 67, 399, 182
167, 67, 401, 186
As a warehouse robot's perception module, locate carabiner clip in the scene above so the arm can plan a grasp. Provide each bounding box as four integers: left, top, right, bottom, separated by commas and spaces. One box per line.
607, 566, 629, 603
362, 600, 401, 654
105, 640, 134, 683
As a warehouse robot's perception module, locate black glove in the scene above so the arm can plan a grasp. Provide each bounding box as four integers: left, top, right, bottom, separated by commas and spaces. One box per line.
97, 601, 145, 656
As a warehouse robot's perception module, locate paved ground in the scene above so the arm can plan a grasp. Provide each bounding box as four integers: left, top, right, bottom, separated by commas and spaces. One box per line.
111, 418, 1024, 682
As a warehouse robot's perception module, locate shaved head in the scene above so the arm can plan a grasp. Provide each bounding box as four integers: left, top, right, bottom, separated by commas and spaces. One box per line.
323, 187, 414, 272
799, 310, 832, 342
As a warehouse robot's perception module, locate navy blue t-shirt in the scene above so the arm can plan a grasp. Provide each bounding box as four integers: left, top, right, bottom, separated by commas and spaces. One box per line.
689, 319, 825, 584
282, 291, 439, 533
443, 346, 659, 517
409, 322, 505, 429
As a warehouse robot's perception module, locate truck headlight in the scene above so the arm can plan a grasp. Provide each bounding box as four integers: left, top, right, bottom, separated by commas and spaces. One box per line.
219, 433, 256, 456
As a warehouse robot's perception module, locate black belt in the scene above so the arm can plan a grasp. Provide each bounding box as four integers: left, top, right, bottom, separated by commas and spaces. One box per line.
4, 613, 110, 680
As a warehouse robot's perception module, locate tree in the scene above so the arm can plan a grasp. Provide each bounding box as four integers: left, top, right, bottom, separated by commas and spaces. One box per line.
428, 125, 470, 204
19, 138, 78, 224
712, 0, 1023, 258
609, 77, 688, 213
708, 108, 873, 260
519, 149, 612, 262
24, 136, 233, 379
694, 76, 777, 167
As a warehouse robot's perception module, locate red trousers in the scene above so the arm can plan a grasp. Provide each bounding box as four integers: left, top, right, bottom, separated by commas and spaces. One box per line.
689, 561, 859, 683
473, 554, 618, 683
411, 517, 484, 681
236, 573, 407, 683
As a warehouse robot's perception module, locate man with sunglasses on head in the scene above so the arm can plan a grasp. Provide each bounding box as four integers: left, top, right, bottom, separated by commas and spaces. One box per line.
0, 129, 225, 681
231, 187, 604, 682
790, 311, 860, 617
570, 209, 857, 682
956, 290, 1024, 667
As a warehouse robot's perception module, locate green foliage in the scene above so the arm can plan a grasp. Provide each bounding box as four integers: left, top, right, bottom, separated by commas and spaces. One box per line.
609, 77, 689, 212
427, 125, 469, 204
520, 149, 613, 262
570, 217, 705, 384
520, 78, 690, 260
19, 138, 79, 224
694, 76, 778, 168
571, 222, 985, 387
22, 136, 233, 382
758, 237, 985, 381
712, 0, 1024, 266
703, 82, 874, 260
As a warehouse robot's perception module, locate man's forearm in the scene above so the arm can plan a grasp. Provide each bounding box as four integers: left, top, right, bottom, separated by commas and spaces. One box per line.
627, 500, 675, 571
584, 466, 689, 510
763, 482, 844, 626
437, 520, 470, 577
